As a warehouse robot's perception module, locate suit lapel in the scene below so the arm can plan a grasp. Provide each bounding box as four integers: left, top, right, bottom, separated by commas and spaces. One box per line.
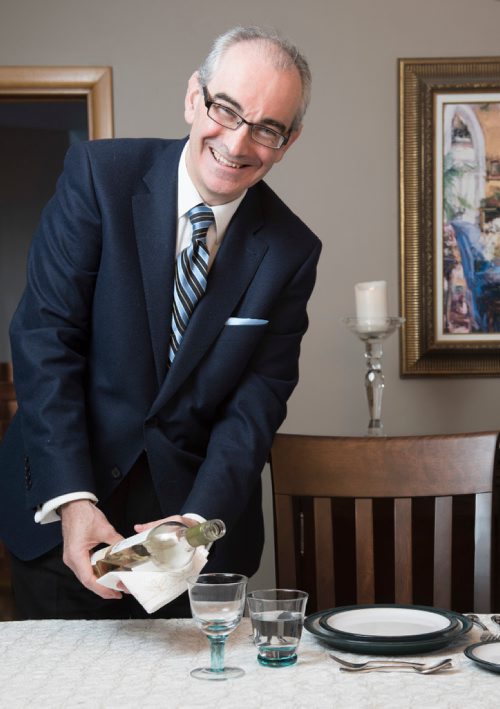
133, 140, 185, 385
151, 187, 268, 409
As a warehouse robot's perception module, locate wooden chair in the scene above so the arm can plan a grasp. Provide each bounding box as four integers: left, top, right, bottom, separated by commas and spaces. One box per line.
269, 432, 500, 614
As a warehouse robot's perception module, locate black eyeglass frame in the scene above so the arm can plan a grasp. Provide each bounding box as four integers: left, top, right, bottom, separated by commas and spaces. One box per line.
202, 85, 290, 150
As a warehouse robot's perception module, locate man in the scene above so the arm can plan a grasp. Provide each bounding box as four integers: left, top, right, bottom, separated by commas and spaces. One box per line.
0, 25, 321, 619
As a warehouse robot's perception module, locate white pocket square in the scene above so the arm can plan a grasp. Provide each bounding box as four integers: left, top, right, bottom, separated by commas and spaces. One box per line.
225, 317, 269, 326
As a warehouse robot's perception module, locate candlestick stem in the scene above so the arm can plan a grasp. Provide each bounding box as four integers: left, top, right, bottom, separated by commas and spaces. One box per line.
342, 317, 404, 437
364, 340, 384, 435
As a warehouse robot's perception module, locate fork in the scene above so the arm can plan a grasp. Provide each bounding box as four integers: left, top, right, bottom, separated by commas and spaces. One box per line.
330, 656, 453, 674
329, 653, 453, 673
466, 614, 500, 641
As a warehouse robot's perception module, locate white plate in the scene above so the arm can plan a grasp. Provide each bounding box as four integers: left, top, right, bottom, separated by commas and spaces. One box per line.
321, 606, 452, 639
465, 640, 500, 673
305, 608, 471, 655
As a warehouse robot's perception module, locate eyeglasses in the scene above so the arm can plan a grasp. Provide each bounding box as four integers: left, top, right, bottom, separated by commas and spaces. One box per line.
202, 85, 290, 150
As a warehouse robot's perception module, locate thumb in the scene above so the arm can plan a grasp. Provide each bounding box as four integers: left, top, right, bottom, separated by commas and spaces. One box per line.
103, 529, 125, 546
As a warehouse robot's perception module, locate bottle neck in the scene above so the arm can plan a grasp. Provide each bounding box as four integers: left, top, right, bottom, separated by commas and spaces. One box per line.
183, 519, 226, 547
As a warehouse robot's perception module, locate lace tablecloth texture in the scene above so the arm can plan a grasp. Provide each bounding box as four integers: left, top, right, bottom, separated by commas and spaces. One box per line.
0, 617, 498, 708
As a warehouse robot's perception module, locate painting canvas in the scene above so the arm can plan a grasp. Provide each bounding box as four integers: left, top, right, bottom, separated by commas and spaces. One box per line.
436, 94, 500, 342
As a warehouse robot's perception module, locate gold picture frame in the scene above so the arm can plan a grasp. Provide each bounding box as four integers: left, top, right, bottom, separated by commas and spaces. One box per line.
399, 57, 500, 376
0, 65, 114, 424
0, 65, 114, 138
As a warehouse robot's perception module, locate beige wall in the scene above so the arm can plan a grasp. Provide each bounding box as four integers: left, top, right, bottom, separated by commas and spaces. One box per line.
1, 0, 499, 588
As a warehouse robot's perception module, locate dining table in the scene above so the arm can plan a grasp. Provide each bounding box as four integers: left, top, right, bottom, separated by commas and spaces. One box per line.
0, 614, 498, 708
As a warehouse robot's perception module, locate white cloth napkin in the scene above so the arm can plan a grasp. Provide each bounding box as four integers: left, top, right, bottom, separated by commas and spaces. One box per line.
94, 547, 209, 614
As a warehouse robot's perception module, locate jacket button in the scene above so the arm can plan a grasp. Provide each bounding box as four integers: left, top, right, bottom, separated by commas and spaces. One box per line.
111, 467, 122, 480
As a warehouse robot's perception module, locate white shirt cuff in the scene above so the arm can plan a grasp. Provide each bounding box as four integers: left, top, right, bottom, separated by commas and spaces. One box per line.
34, 492, 98, 524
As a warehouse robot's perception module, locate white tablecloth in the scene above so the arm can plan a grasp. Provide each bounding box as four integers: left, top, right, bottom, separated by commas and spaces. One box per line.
0, 616, 498, 708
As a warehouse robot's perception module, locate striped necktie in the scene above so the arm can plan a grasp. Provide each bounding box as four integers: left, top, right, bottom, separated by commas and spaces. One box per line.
168, 203, 215, 364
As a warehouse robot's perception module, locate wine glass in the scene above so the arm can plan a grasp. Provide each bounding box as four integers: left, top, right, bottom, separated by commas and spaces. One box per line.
187, 572, 248, 680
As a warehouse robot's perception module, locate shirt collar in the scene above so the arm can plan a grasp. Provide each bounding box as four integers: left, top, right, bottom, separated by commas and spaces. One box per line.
177, 141, 246, 237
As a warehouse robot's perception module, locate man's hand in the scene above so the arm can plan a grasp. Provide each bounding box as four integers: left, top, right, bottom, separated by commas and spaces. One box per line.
60, 499, 125, 600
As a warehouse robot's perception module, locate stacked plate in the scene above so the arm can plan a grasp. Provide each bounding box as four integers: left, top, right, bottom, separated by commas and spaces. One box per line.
304, 603, 472, 655
465, 641, 500, 673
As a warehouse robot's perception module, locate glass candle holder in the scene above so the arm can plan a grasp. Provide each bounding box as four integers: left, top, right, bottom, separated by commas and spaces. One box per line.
342, 317, 405, 436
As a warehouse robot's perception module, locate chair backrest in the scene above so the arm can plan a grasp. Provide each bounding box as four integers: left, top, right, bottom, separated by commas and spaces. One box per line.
270, 432, 500, 614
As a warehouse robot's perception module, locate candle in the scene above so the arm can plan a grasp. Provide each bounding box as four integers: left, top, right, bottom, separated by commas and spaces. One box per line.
355, 281, 388, 323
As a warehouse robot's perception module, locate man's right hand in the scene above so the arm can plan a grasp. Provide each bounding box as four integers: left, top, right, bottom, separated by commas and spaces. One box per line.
59, 499, 125, 600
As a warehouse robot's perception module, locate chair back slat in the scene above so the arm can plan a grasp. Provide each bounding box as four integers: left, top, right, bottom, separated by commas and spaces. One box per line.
355, 498, 375, 604
394, 497, 413, 604
313, 498, 335, 610
274, 495, 296, 589
474, 492, 493, 613
270, 431, 500, 614
433, 496, 453, 609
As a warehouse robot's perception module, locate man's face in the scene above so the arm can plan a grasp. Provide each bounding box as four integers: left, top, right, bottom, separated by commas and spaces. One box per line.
184, 41, 303, 206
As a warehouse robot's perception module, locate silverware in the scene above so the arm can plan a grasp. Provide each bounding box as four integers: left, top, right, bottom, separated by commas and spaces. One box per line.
330, 653, 427, 669
339, 660, 453, 674
466, 614, 500, 641
329, 653, 453, 673
336, 658, 453, 674
491, 615, 500, 629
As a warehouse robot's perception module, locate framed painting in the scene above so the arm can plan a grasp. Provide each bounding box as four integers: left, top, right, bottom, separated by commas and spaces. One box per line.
0, 66, 114, 363
399, 57, 500, 376
0, 64, 114, 423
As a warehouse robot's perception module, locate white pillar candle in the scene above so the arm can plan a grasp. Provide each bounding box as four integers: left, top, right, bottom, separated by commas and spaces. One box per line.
355, 281, 388, 322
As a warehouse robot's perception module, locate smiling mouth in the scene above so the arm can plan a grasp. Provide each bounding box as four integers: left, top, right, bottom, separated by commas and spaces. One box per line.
210, 147, 245, 169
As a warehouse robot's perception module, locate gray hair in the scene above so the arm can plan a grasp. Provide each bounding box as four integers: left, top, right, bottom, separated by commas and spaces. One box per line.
198, 25, 312, 132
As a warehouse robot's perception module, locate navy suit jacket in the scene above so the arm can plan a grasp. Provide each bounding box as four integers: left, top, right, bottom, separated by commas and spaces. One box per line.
0, 137, 321, 577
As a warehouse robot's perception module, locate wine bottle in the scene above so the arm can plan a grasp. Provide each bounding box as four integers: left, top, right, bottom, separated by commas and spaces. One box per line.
91, 519, 225, 577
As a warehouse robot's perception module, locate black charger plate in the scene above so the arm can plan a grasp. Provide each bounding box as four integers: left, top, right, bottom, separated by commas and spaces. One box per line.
305, 605, 472, 655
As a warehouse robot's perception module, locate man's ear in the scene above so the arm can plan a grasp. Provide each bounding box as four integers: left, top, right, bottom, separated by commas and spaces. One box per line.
274, 124, 303, 163
184, 71, 201, 125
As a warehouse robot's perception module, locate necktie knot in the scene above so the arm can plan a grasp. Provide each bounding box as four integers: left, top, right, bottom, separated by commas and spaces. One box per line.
187, 203, 215, 244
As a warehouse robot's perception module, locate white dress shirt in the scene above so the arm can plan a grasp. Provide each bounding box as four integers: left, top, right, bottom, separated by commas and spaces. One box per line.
35, 140, 246, 524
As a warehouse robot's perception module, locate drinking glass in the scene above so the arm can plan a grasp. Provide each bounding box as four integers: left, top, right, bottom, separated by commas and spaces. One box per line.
187, 572, 248, 680
247, 588, 308, 667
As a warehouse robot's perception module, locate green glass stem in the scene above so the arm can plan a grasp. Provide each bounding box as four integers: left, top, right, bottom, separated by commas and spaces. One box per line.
209, 635, 227, 672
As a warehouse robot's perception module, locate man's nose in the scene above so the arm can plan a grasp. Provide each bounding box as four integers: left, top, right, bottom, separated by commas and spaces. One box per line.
223, 124, 252, 154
